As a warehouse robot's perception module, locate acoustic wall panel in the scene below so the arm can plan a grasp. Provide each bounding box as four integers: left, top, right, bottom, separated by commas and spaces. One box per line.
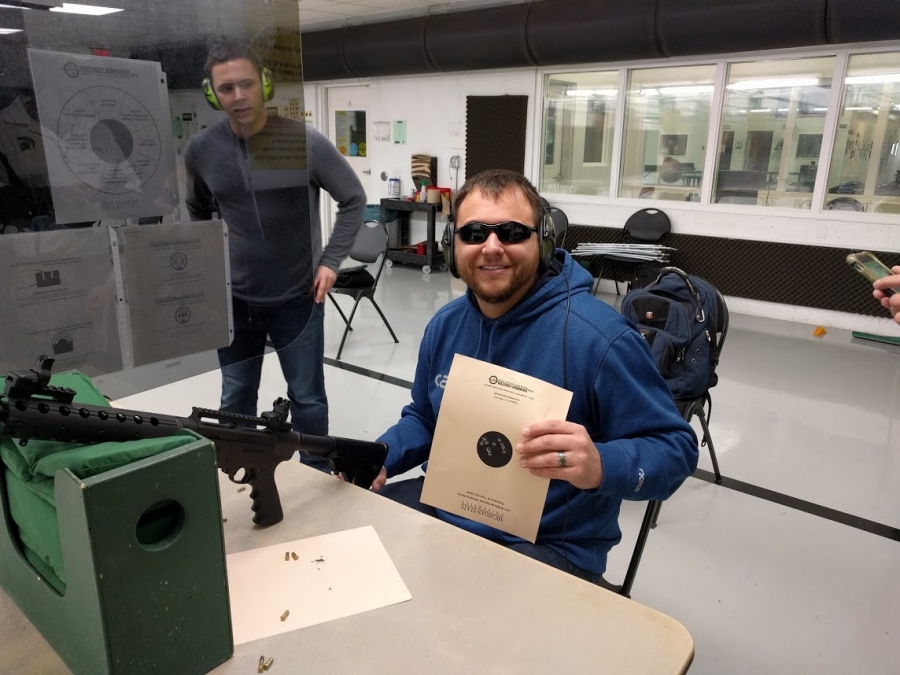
465, 95, 528, 179
566, 224, 900, 317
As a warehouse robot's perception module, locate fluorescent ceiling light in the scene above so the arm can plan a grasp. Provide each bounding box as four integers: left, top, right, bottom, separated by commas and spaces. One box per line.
749, 108, 772, 113
658, 85, 714, 96
728, 77, 819, 90
566, 89, 617, 97
777, 108, 790, 112
812, 107, 828, 112
641, 85, 713, 96
845, 73, 900, 85
845, 106, 873, 111
49, 3, 122, 15
0, 26, 22, 33
0, 4, 33, 8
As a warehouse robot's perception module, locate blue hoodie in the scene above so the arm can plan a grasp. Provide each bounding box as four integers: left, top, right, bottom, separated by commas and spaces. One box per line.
378, 251, 698, 574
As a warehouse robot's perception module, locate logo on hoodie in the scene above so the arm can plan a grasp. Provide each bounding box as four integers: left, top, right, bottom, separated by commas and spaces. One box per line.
434, 373, 448, 389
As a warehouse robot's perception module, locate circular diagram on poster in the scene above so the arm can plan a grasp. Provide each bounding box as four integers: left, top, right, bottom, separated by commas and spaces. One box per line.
476, 431, 513, 468
56, 86, 161, 195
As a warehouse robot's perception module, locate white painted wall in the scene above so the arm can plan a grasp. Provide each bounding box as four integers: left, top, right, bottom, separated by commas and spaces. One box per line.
303, 63, 898, 331
315, 69, 537, 245
162, 45, 900, 332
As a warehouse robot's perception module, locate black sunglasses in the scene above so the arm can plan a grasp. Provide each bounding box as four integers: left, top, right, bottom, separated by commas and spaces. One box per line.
455, 221, 539, 244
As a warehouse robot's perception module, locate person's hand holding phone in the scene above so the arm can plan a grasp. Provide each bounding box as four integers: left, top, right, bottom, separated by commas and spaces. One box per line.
873, 265, 900, 326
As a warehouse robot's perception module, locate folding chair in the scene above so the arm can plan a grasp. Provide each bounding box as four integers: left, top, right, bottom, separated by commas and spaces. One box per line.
603, 499, 662, 599
327, 219, 399, 360
651, 285, 729, 528
539, 197, 569, 250
597, 208, 671, 295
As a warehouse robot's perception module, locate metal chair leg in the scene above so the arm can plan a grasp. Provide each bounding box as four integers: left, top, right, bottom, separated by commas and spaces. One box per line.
369, 297, 399, 344
335, 296, 364, 361
696, 403, 723, 484
649, 499, 662, 529
327, 293, 351, 328
619, 499, 661, 598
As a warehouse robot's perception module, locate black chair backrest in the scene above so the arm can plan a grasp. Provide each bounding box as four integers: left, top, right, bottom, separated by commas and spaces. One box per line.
349, 220, 386, 262
826, 197, 864, 212
623, 208, 670, 242
348, 219, 390, 285
546, 206, 568, 248
540, 197, 569, 248
712, 284, 729, 359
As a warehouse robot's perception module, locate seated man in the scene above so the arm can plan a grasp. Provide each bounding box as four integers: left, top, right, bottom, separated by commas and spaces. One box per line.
371, 169, 698, 584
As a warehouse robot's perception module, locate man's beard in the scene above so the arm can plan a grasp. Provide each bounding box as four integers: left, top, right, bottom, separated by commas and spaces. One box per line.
459, 257, 539, 306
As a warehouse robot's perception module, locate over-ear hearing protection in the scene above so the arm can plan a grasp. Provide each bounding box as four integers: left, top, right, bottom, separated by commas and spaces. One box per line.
201, 66, 275, 111
441, 212, 556, 279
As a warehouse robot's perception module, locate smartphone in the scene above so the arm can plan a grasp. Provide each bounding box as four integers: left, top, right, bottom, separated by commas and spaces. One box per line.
846, 251, 897, 296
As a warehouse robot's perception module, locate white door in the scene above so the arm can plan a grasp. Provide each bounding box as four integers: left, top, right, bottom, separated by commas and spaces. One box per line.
324, 85, 372, 238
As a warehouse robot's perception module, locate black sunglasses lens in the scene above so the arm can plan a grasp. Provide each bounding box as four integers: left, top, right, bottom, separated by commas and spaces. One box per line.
459, 224, 487, 243
458, 222, 531, 244
504, 222, 529, 242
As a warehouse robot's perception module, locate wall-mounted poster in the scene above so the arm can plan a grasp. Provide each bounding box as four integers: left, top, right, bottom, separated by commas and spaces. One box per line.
111, 220, 232, 368
659, 134, 688, 156
796, 133, 823, 159
0, 228, 123, 377
334, 110, 367, 156
27, 49, 176, 224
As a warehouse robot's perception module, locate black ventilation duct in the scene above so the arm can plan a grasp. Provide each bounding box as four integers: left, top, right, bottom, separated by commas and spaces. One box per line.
301, 29, 351, 82
658, 0, 827, 56
299, 0, 900, 82
826, 0, 900, 44
344, 17, 434, 78
426, 4, 535, 72
527, 0, 661, 66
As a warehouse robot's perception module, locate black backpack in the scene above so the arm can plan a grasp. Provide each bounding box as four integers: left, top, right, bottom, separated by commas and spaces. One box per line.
620, 267, 726, 401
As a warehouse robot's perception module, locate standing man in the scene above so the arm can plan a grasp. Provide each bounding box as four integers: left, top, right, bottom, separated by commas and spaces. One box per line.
371, 170, 698, 584
184, 40, 365, 468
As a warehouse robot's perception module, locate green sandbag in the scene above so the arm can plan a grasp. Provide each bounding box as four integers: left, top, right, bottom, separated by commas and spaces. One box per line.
0, 371, 202, 589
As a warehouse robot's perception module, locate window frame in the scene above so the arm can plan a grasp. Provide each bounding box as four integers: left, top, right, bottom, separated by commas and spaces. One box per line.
531, 40, 900, 226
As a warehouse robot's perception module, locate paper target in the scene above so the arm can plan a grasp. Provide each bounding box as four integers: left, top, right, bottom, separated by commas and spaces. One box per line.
57, 86, 161, 195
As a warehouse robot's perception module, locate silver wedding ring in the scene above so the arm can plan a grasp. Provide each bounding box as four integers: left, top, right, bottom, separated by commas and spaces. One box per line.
557, 451, 566, 468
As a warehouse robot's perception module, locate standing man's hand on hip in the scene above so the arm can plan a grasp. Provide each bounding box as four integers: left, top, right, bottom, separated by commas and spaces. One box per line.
313, 265, 338, 303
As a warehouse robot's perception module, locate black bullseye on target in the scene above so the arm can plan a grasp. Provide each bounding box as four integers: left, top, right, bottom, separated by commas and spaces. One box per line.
476, 431, 513, 468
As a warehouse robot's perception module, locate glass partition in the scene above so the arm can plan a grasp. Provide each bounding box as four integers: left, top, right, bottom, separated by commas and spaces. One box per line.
540, 70, 619, 196
826, 51, 900, 214
0, 1, 313, 404
618, 64, 716, 202
713, 56, 836, 208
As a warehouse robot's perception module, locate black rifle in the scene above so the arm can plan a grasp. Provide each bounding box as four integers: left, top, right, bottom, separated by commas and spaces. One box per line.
1, 356, 388, 526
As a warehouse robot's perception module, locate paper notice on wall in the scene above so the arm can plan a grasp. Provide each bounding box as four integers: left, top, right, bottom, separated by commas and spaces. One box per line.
421, 354, 573, 542
27, 49, 176, 224
0, 228, 123, 377
112, 221, 232, 367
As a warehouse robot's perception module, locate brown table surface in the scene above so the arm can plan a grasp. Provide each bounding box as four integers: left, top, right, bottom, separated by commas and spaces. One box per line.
1, 461, 693, 674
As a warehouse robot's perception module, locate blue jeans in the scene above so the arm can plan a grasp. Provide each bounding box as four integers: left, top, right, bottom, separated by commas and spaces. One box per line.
379, 477, 613, 588
218, 296, 331, 471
